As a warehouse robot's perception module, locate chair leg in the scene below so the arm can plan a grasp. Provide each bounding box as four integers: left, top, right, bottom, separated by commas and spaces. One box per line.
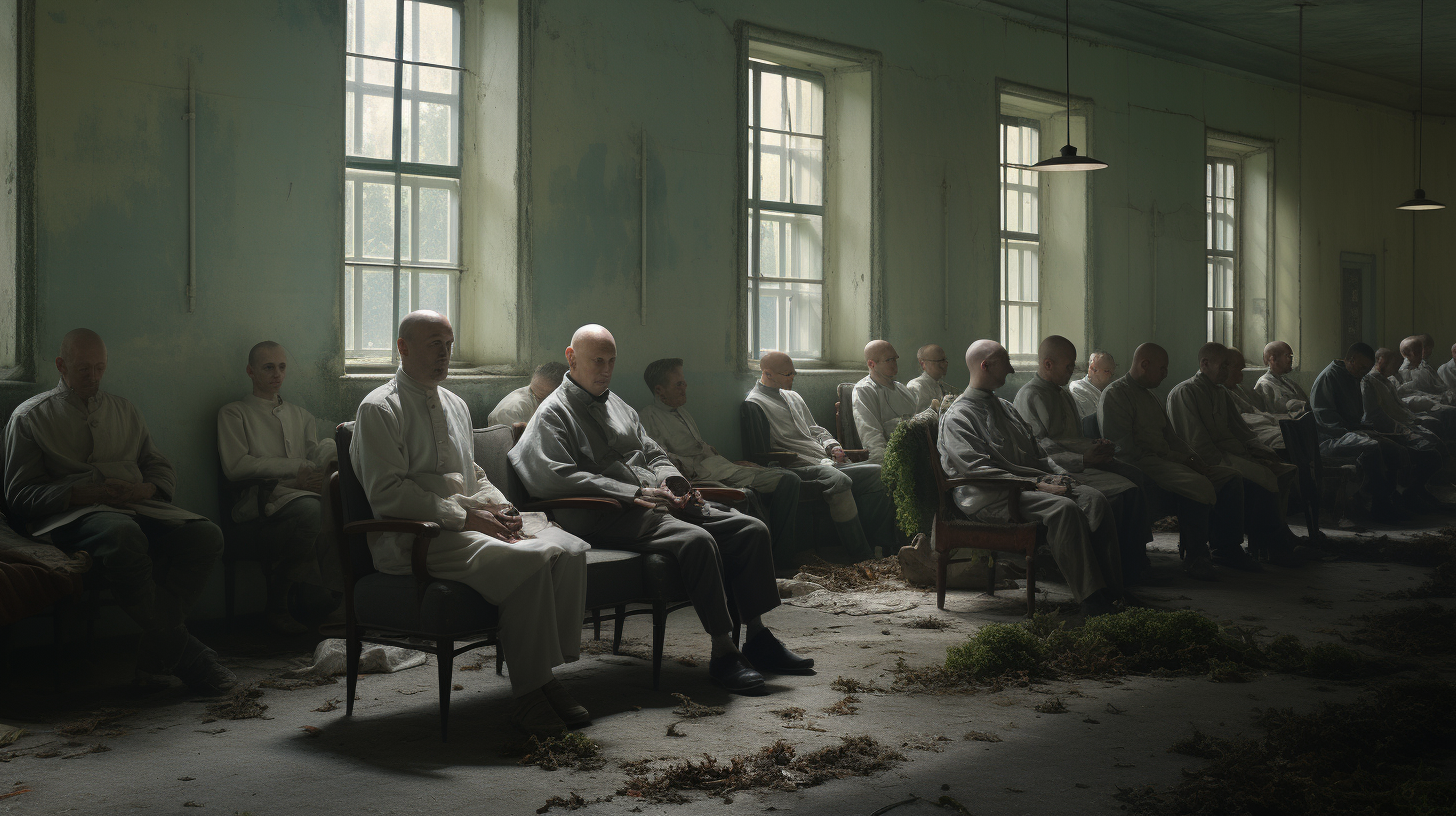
496, 642, 505, 676
612, 605, 627, 655
936, 544, 948, 610
345, 618, 361, 717
1024, 545, 1037, 617
223, 557, 237, 625
651, 601, 667, 691
592, 608, 601, 641
436, 639, 454, 742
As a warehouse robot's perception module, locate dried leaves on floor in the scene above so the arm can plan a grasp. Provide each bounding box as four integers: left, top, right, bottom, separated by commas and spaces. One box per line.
201, 684, 268, 723
536, 793, 610, 813
57, 708, 135, 737
518, 733, 603, 772
830, 676, 884, 694
793, 555, 904, 593
820, 695, 859, 716
670, 693, 724, 719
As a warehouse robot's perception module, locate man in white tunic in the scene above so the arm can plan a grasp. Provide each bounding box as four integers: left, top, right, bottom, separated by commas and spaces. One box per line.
1440, 343, 1456, 394
639, 357, 801, 559
1068, 351, 1117, 421
940, 340, 1125, 615
852, 340, 919, 464
488, 362, 568, 428
353, 311, 590, 737
4, 329, 235, 693
512, 326, 810, 696
1166, 343, 1301, 568
906, 344, 955, 413
745, 351, 894, 562
1365, 349, 1444, 446
1309, 343, 1411, 522
1099, 343, 1246, 580
217, 341, 338, 634
1221, 348, 1287, 450
1255, 341, 1309, 413
1013, 336, 1154, 581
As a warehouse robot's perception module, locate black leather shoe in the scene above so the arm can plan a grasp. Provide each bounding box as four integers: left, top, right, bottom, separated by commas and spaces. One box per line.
708, 652, 766, 694
741, 629, 815, 675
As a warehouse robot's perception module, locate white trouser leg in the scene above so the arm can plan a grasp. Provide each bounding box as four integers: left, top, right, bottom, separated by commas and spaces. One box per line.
497, 549, 588, 696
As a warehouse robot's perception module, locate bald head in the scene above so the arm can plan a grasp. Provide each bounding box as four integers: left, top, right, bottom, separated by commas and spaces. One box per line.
1449, 342, 1456, 363
965, 339, 1013, 391
396, 310, 454, 384
1037, 335, 1077, 387
758, 350, 796, 390
1130, 343, 1169, 388
916, 343, 949, 381
56, 329, 107, 399
1374, 347, 1402, 377
1224, 348, 1247, 386
1086, 351, 1116, 389
865, 340, 900, 385
1400, 336, 1423, 366
1263, 341, 1293, 376
1419, 334, 1435, 358
565, 324, 618, 397
1196, 341, 1230, 384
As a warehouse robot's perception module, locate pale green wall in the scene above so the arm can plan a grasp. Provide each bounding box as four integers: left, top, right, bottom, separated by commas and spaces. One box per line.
5, 0, 1454, 557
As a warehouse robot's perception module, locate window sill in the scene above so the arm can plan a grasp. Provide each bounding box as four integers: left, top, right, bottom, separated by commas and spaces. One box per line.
342, 362, 524, 381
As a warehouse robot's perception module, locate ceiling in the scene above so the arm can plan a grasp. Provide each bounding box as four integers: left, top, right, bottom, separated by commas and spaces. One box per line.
960, 0, 1456, 117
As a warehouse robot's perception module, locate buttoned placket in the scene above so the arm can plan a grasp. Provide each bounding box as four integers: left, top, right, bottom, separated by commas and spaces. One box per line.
425, 391, 450, 470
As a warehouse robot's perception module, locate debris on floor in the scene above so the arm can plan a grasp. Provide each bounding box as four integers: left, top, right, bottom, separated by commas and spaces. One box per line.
670, 693, 724, 719
201, 684, 268, 723
517, 733, 603, 772
57, 708, 135, 737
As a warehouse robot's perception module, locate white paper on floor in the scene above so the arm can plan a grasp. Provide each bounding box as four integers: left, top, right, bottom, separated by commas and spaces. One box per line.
280, 638, 428, 679
782, 588, 926, 615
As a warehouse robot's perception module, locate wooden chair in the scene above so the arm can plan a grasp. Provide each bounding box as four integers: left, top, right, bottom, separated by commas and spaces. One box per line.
215, 469, 277, 623
832, 382, 871, 463
1278, 411, 1328, 539
919, 421, 1040, 614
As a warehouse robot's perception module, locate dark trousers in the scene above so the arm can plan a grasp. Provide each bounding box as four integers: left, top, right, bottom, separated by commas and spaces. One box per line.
555, 504, 779, 636
1242, 479, 1293, 551
258, 497, 323, 610
1172, 478, 1245, 558
51, 512, 222, 671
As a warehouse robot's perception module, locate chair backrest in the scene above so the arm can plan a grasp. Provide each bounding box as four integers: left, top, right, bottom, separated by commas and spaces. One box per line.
333, 422, 378, 580
1278, 411, 1322, 480
835, 382, 860, 449
472, 424, 531, 507
739, 400, 773, 459
920, 419, 950, 500
1080, 412, 1101, 440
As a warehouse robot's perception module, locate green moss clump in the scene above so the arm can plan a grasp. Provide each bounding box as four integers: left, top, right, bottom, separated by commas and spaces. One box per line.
944, 623, 1045, 679
1079, 607, 1238, 673
1299, 642, 1387, 680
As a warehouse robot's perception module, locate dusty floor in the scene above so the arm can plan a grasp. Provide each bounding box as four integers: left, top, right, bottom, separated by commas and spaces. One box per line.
1, 515, 1452, 816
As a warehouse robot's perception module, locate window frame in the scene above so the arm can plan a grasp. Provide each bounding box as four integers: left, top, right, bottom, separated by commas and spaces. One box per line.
1205, 155, 1238, 346
746, 60, 827, 362
344, 0, 465, 368
998, 113, 1042, 361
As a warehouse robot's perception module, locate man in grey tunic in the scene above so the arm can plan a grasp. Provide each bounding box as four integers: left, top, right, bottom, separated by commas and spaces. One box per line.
1310, 343, 1410, 522
1099, 343, 1247, 579
1221, 348, 1287, 450
5, 329, 235, 693
745, 351, 894, 562
906, 344, 955, 412
1068, 350, 1117, 421
1365, 348, 1444, 448
488, 362, 567, 427
513, 326, 811, 695
639, 357, 801, 558
354, 312, 591, 736
1440, 343, 1456, 394
1167, 342, 1302, 568
1012, 335, 1154, 581
1255, 341, 1309, 413
940, 340, 1124, 615
852, 340, 919, 464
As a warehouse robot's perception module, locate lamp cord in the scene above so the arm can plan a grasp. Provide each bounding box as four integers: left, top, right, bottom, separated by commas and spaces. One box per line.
1416, 0, 1424, 189
1065, 0, 1072, 147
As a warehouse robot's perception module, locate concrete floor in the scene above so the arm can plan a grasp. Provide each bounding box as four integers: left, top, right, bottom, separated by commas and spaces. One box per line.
1, 517, 1452, 816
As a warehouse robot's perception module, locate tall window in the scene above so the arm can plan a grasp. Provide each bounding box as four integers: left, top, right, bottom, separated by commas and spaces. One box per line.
999, 116, 1040, 357
747, 60, 825, 360
345, 0, 462, 364
1205, 157, 1236, 344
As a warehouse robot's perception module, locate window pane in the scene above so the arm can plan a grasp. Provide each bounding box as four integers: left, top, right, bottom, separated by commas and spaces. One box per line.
400, 175, 459, 265
359, 268, 395, 353
402, 64, 459, 166
783, 74, 823, 136
757, 212, 822, 280
1212, 257, 1234, 309
354, 171, 396, 260
345, 266, 356, 350
757, 132, 822, 206
352, 77, 396, 160
344, 178, 355, 257
414, 269, 454, 317
758, 72, 783, 131
404, 0, 460, 66
756, 280, 822, 359
351, 0, 397, 60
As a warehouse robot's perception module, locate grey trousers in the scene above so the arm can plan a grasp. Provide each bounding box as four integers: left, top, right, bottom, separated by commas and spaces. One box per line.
554, 503, 779, 636
1087, 459, 1155, 575
964, 486, 1121, 601
259, 497, 324, 610
792, 462, 895, 552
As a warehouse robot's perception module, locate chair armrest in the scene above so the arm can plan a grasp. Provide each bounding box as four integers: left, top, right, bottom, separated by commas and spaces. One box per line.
519, 497, 626, 513
939, 478, 1039, 524
697, 487, 747, 503
341, 519, 443, 537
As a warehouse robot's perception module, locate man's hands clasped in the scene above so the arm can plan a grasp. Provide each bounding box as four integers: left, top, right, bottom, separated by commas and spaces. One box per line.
635, 476, 704, 513
465, 507, 525, 542
70, 479, 157, 507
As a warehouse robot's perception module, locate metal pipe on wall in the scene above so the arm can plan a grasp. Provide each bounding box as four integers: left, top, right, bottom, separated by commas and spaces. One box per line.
942, 171, 949, 330
185, 60, 196, 313
640, 128, 647, 325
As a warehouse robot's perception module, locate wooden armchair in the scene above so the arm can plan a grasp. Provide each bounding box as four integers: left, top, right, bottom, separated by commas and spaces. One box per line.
832, 382, 871, 463
919, 422, 1040, 614
215, 469, 278, 623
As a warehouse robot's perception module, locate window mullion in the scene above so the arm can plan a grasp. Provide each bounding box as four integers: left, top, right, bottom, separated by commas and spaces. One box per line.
389, 0, 405, 367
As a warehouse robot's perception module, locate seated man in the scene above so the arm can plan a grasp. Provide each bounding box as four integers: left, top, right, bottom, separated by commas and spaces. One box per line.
4, 329, 234, 693
1012, 335, 1153, 581
353, 311, 590, 737
217, 341, 338, 634
512, 325, 810, 695
1255, 341, 1309, 413
1167, 343, 1301, 567
906, 344, 955, 412
1221, 347, 1287, 450
1440, 342, 1456, 394
1068, 350, 1116, 421
940, 340, 1125, 616
746, 351, 893, 562
1395, 335, 1456, 436
488, 361, 568, 427
1310, 343, 1411, 521
639, 357, 801, 554
1363, 348, 1444, 505
852, 340, 918, 464
1099, 343, 1246, 579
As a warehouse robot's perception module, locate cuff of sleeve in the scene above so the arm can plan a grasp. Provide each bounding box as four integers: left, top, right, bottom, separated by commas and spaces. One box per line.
439, 501, 468, 532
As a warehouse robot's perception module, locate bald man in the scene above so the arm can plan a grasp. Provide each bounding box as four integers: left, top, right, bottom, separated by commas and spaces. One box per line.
1068, 351, 1117, 420
1363, 349, 1445, 509
940, 340, 1126, 615
217, 341, 338, 634
1167, 343, 1303, 567
745, 351, 893, 562
852, 340, 919, 464
488, 361, 568, 428
1255, 341, 1309, 414
1396, 335, 1456, 403
353, 311, 591, 736
513, 326, 809, 696
906, 344, 955, 413
1012, 336, 1155, 581
1310, 343, 1411, 521
4, 329, 234, 693
1221, 348, 1287, 450
1440, 343, 1456, 394
1099, 343, 1247, 579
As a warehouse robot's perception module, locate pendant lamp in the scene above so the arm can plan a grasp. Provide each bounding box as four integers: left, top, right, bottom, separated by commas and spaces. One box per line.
1032, 0, 1106, 171
1398, 0, 1444, 210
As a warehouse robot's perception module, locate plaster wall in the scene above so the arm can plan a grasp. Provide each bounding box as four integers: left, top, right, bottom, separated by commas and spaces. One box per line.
4, 0, 1453, 587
